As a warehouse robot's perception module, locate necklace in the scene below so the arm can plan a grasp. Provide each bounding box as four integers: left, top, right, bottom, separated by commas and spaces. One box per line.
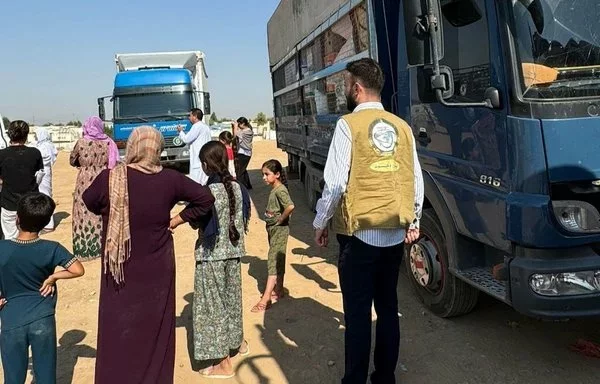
11, 237, 41, 244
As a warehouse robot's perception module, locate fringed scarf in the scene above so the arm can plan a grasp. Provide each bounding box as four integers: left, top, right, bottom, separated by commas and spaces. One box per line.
105, 126, 164, 284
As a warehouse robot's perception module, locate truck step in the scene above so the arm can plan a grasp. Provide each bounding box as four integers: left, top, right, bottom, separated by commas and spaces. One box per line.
454, 267, 508, 303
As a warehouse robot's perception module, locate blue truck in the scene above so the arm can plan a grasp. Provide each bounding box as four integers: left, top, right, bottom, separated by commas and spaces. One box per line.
268, 0, 600, 318
97, 51, 211, 166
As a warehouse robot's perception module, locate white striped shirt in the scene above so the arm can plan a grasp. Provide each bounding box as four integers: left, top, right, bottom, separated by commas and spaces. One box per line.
313, 102, 424, 247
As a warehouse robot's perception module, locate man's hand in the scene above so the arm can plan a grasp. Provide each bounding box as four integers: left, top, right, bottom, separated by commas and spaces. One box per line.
176, 124, 184, 132
0, 297, 7, 309
40, 276, 56, 297
405, 228, 420, 244
315, 228, 329, 248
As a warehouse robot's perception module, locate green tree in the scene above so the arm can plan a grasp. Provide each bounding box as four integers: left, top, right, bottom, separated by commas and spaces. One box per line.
2, 116, 10, 129
209, 112, 219, 125
255, 112, 268, 126
43, 122, 53, 126
67, 120, 82, 127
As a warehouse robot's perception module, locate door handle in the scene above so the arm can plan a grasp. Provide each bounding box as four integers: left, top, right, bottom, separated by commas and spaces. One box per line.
417, 128, 431, 145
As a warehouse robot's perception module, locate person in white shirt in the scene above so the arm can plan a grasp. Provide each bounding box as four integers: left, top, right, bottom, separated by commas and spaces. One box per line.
35, 127, 58, 231
177, 108, 212, 185
313, 58, 424, 384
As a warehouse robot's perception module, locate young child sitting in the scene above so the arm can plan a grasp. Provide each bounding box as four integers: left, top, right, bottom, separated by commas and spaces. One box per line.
0, 192, 85, 384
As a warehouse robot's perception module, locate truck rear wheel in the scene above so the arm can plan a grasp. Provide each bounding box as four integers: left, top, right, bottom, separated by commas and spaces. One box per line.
404, 208, 479, 317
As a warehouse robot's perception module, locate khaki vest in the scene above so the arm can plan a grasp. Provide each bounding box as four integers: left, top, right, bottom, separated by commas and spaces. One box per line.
332, 109, 416, 235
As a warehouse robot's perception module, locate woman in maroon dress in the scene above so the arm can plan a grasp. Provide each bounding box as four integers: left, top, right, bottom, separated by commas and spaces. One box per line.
83, 126, 215, 384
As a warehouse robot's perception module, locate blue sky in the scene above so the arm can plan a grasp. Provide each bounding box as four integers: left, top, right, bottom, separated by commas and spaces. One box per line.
0, 0, 280, 124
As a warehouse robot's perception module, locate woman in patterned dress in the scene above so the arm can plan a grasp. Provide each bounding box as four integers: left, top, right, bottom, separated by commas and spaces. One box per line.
70, 116, 119, 260
170, 141, 251, 379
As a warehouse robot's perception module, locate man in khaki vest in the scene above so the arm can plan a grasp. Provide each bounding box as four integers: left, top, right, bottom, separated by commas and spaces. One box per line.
313, 58, 424, 384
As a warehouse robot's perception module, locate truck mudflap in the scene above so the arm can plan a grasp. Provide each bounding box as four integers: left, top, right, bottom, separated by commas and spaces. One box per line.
509, 245, 600, 318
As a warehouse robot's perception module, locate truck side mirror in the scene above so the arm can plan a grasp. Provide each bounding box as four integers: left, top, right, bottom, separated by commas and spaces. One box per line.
403, 0, 444, 66
518, 0, 544, 34
203, 92, 211, 115
441, 0, 483, 27
97, 97, 106, 121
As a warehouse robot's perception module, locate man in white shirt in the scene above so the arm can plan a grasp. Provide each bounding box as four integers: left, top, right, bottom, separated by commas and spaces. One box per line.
177, 108, 212, 185
313, 58, 424, 384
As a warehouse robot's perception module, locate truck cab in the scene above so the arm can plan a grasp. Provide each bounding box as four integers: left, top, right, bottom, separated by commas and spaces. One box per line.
98, 51, 211, 165
383, 0, 600, 318
268, 0, 600, 319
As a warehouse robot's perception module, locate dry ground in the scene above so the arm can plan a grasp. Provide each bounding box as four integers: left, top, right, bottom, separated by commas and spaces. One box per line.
1, 140, 599, 384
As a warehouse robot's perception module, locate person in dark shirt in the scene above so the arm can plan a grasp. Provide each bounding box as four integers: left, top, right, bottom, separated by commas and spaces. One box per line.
0, 120, 44, 239
0, 193, 85, 384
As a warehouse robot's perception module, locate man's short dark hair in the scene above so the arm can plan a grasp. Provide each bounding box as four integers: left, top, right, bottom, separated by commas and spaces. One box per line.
17, 193, 56, 233
190, 108, 204, 121
8, 120, 30, 143
346, 58, 385, 94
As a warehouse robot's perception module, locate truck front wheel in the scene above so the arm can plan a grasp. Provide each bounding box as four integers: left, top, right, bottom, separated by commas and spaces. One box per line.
179, 161, 190, 175
404, 208, 479, 318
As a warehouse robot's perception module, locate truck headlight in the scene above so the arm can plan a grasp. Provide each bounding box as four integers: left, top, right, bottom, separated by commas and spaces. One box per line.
552, 200, 600, 233
530, 271, 600, 296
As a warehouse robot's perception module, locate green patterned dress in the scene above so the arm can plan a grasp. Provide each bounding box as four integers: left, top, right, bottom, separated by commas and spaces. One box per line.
69, 138, 109, 260
193, 182, 246, 361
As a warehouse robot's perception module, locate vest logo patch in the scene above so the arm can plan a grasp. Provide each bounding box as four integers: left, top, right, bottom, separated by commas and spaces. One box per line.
370, 158, 401, 172
369, 119, 398, 155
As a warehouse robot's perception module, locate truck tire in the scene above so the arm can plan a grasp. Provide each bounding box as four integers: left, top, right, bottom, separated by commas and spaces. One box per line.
404, 208, 479, 318
179, 161, 190, 175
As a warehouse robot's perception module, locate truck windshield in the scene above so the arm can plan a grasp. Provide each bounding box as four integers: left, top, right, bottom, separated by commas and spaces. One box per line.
114, 92, 193, 121
510, 0, 600, 99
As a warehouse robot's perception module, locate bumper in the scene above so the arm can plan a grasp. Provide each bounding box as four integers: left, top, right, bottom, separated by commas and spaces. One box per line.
510, 245, 600, 318
119, 146, 190, 164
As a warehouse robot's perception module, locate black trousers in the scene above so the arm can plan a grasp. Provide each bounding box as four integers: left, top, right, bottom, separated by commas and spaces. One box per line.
235, 154, 252, 189
337, 235, 402, 384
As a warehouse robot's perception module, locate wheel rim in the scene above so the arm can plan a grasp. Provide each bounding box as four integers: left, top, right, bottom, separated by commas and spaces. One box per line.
409, 237, 443, 294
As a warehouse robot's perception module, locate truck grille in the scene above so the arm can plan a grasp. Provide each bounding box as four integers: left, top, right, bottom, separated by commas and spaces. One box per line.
164, 136, 185, 148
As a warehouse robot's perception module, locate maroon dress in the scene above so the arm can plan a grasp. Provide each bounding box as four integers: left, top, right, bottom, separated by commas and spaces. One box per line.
83, 168, 214, 384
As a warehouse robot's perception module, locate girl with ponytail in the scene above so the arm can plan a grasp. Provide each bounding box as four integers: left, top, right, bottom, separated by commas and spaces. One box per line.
178, 141, 251, 378
251, 159, 295, 312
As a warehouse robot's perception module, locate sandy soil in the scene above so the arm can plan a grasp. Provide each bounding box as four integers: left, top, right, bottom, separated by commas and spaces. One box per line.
1, 140, 599, 384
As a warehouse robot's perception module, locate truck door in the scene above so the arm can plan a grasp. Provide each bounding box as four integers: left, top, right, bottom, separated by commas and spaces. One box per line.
409, 0, 510, 251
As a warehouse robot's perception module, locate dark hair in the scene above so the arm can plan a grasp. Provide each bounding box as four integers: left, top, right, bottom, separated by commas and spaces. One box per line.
190, 108, 204, 121
236, 116, 252, 129
218, 131, 234, 145
262, 159, 288, 187
17, 193, 56, 232
346, 58, 385, 94
8, 120, 30, 143
199, 141, 240, 245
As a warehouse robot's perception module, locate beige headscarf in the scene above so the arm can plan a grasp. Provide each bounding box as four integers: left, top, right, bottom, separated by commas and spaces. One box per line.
105, 126, 165, 284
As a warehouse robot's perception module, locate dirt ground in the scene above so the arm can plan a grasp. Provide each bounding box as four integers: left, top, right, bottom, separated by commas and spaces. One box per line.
2, 140, 599, 384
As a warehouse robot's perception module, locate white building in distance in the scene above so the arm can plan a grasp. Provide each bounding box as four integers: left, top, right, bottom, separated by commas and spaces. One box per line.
29, 125, 83, 151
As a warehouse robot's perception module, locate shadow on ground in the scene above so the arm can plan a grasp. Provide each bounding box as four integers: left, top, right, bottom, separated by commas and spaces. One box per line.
237, 294, 346, 384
